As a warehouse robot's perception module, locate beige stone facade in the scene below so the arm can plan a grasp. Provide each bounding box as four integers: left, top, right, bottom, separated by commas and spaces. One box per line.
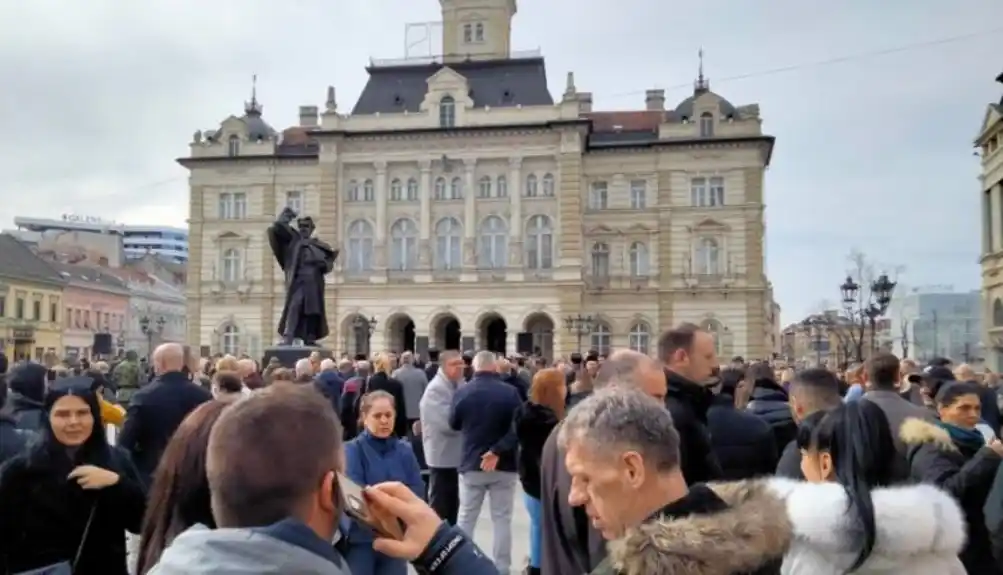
179, 0, 776, 361
980, 73, 1003, 370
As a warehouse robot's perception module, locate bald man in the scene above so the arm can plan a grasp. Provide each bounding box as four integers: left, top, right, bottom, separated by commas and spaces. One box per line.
118, 343, 212, 484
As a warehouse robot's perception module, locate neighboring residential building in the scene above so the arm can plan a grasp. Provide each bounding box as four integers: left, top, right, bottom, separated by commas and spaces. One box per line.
179, 0, 775, 360
889, 287, 982, 363
7, 215, 188, 263
0, 234, 66, 360
980, 72, 1003, 370
49, 262, 130, 360
102, 265, 187, 358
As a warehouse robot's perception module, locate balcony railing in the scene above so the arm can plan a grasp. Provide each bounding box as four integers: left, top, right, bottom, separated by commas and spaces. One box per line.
369, 48, 543, 68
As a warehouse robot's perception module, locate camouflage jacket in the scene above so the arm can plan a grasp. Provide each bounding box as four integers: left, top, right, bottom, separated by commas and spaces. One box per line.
113, 360, 142, 403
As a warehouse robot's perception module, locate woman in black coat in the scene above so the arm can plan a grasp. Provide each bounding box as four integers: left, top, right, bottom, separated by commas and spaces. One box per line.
0, 375, 147, 574
902, 381, 1003, 574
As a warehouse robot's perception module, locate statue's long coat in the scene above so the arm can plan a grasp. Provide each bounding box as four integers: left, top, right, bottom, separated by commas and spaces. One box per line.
267, 221, 337, 341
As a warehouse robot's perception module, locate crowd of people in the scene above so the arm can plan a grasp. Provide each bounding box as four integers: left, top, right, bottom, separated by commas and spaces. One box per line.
4, 324, 1003, 574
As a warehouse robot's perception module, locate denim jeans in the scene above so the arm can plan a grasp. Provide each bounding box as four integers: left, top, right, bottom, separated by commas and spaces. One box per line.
457, 471, 518, 573
524, 493, 542, 568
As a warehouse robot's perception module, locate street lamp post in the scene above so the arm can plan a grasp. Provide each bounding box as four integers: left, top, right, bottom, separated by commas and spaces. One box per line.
840, 273, 896, 362
563, 314, 594, 352
352, 315, 378, 356
139, 315, 167, 359
116, 333, 126, 358
801, 316, 828, 366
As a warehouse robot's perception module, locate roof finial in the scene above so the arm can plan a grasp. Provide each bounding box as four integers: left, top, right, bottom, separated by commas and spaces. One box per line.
695, 48, 709, 93
564, 71, 577, 98
245, 74, 263, 115
325, 85, 337, 112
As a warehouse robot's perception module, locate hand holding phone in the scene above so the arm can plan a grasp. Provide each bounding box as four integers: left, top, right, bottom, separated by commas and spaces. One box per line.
337, 473, 405, 540
365, 481, 445, 561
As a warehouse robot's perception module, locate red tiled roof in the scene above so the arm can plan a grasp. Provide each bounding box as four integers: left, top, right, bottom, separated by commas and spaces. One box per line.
585, 111, 663, 133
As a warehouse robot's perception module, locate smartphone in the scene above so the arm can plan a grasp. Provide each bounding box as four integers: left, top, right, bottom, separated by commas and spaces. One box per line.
336, 472, 405, 540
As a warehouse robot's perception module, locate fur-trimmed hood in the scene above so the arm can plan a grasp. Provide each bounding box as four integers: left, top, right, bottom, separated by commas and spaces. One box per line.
605, 478, 966, 575
899, 416, 959, 451
605, 481, 791, 575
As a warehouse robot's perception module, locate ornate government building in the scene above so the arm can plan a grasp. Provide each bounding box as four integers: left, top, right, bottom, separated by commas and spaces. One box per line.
180, 0, 778, 360
980, 72, 1003, 370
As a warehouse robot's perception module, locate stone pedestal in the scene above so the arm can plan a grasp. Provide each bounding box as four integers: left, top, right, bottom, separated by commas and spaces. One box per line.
263, 345, 333, 368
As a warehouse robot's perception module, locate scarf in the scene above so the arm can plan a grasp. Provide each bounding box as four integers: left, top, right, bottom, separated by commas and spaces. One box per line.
936, 421, 986, 452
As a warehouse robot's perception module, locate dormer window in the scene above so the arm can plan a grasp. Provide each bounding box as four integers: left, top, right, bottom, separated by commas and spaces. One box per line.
699, 112, 714, 137
227, 135, 240, 157
475, 23, 484, 42
463, 24, 472, 43
439, 95, 456, 128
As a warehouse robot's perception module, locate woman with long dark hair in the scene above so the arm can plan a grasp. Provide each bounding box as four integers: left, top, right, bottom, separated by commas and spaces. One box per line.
0, 375, 146, 574
135, 400, 229, 574
778, 400, 966, 573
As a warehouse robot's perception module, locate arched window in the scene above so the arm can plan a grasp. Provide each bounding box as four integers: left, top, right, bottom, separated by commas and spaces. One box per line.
390, 218, 419, 271
994, 298, 1003, 327
435, 217, 463, 270
434, 177, 447, 200
542, 173, 555, 197
591, 242, 610, 277
525, 174, 538, 197
496, 175, 508, 198
347, 180, 360, 202
450, 177, 463, 200
346, 219, 375, 272
629, 322, 650, 355
221, 248, 242, 282
462, 24, 472, 43
525, 214, 553, 270
439, 95, 456, 128
478, 176, 492, 199
474, 23, 484, 42
699, 112, 714, 137
701, 319, 724, 356
478, 216, 508, 269
695, 238, 720, 275
389, 178, 403, 202
590, 322, 612, 355
629, 242, 649, 276
362, 179, 375, 202
406, 178, 419, 201
227, 135, 240, 157
221, 324, 240, 355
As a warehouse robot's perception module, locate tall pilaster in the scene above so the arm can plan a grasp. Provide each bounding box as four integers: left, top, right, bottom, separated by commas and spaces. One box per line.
463, 158, 477, 238
509, 157, 523, 235
375, 160, 388, 242
419, 159, 433, 265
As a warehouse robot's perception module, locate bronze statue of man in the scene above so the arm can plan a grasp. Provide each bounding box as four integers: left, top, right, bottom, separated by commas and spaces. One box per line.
267, 207, 337, 346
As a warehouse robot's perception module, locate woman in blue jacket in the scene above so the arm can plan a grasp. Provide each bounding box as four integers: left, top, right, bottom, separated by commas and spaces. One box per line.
344, 390, 425, 575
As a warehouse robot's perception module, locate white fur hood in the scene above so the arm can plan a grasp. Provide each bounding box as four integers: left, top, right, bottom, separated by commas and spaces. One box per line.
765, 478, 967, 573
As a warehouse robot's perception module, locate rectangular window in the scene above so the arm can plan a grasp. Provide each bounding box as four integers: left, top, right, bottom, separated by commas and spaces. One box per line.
15, 297, 25, 319
285, 190, 303, 213
32, 300, 41, 320
629, 180, 647, 209
0, 297, 5, 317
589, 181, 608, 210
709, 176, 725, 206
690, 178, 707, 206
991, 188, 999, 254
218, 191, 247, 219
50, 303, 58, 323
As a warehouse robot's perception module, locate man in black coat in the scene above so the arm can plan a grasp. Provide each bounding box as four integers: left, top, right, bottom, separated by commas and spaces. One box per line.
118, 343, 212, 486
708, 368, 778, 479
775, 368, 843, 478
661, 323, 724, 484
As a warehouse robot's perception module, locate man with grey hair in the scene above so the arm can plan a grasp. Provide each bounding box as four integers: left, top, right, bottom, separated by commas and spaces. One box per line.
294, 357, 314, 381
448, 349, 521, 573
393, 350, 428, 432
559, 388, 785, 574
420, 350, 466, 524
541, 349, 667, 575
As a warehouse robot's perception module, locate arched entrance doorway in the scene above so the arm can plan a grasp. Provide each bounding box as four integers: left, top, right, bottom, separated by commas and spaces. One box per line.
342, 314, 374, 357
386, 314, 416, 353
524, 312, 555, 360
432, 314, 462, 350
479, 314, 507, 354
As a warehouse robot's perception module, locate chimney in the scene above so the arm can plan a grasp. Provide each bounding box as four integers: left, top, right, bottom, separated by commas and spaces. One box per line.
578, 92, 593, 113
645, 89, 665, 111
299, 105, 319, 127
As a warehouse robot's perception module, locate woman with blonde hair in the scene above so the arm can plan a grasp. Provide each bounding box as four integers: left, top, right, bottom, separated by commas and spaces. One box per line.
360, 352, 407, 437
213, 355, 239, 373
514, 368, 566, 575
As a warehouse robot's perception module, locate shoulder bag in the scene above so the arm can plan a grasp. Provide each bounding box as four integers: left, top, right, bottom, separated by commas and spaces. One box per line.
14, 505, 97, 575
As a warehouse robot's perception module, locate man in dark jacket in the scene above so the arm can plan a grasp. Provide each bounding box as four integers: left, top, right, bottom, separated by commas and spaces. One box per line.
448, 351, 522, 574
708, 368, 777, 479
0, 378, 31, 465
424, 348, 440, 381
118, 343, 212, 486
540, 350, 666, 575
3, 362, 47, 432
745, 362, 798, 450
661, 323, 724, 484
775, 368, 842, 478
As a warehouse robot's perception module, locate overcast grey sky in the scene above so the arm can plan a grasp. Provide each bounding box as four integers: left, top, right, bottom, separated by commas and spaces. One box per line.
1, 0, 1000, 323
